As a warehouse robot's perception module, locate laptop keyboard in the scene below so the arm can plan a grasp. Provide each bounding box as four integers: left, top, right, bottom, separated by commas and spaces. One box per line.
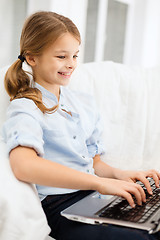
98, 179, 160, 223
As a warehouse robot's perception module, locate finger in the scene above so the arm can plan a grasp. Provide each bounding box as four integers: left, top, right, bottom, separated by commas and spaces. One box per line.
151, 170, 160, 179
129, 185, 144, 205
154, 170, 160, 179
121, 191, 135, 208
136, 176, 153, 195
151, 173, 159, 188
135, 184, 146, 203
134, 171, 153, 194
147, 170, 160, 188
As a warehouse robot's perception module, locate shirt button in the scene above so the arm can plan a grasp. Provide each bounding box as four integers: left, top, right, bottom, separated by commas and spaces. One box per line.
73, 136, 76, 139
87, 169, 89, 173
82, 156, 85, 158
61, 104, 64, 107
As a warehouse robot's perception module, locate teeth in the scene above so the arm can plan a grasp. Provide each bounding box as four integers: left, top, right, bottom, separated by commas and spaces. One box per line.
59, 72, 71, 76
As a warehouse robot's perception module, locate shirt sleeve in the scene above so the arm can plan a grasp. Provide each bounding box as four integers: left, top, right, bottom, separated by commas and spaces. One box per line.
86, 99, 106, 158
2, 98, 44, 157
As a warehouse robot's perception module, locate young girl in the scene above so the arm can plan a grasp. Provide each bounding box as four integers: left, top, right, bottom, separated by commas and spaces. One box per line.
2, 11, 160, 240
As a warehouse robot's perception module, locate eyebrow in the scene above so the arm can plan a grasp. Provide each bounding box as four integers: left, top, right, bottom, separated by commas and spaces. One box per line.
54, 50, 79, 54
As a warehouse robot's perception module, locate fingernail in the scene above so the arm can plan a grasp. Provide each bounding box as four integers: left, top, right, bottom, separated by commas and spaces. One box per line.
132, 204, 136, 208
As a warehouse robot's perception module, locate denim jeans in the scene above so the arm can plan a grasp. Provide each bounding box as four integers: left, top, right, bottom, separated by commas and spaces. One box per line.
42, 190, 160, 240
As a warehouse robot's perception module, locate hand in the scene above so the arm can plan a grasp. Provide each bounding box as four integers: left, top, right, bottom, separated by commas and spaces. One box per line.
114, 169, 160, 195
96, 177, 146, 208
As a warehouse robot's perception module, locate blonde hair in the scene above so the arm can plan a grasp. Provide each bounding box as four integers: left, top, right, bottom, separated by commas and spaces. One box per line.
4, 11, 81, 113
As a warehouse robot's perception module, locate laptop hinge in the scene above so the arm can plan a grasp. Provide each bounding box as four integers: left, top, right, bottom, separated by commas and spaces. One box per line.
149, 219, 160, 234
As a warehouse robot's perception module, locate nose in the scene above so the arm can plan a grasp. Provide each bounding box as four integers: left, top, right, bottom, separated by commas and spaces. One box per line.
66, 58, 76, 69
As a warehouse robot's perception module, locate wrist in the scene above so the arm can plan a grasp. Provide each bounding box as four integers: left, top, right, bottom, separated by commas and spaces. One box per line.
112, 167, 124, 180
89, 174, 102, 191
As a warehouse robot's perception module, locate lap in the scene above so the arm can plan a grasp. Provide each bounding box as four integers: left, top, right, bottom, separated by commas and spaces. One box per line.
41, 190, 160, 240
54, 216, 159, 240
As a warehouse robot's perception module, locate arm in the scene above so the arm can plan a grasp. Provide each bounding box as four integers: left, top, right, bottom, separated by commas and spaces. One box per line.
10, 146, 147, 208
10, 146, 99, 191
93, 154, 120, 179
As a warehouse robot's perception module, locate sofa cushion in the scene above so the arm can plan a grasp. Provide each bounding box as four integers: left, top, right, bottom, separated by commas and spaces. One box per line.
70, 61, 160, 171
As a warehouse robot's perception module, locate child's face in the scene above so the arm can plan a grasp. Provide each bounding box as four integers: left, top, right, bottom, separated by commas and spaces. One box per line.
32, 33, 80, 96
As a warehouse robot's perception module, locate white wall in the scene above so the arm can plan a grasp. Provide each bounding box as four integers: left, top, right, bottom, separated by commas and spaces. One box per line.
0, 0, 26, 68
141, 0, 160, 67
0, 0, 14, 68
124, 0, 160, 67
27, 0, 52, 14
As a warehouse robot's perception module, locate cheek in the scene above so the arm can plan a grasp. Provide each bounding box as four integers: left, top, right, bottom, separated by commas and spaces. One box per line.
46, 63, 58, 74
74, 59, 78, 68
50, 61, 61, 71
75, 62, 78, 68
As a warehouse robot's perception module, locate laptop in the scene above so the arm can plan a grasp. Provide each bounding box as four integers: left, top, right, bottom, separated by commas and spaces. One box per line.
61, 178, 160, 234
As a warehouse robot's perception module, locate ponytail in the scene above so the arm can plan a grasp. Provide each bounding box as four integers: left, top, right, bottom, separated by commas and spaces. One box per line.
4, 59, 58, 114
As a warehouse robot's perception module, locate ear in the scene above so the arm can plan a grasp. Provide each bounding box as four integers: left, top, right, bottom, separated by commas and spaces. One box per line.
25, 54, 37, 67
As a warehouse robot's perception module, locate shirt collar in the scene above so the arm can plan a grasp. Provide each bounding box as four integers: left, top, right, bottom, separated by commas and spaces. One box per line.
34, 82, 65, 103
34, 83, 79, 121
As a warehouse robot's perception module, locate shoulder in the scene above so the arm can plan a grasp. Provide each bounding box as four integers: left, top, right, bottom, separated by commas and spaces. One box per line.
7, 98, 42, 119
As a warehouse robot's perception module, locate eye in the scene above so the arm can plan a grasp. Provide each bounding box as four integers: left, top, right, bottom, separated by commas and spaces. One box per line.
57, 56, 65, 59
73, 55, 78, 59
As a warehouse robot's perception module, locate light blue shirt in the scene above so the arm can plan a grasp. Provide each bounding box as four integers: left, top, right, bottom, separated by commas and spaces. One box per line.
2, 83, 105, 200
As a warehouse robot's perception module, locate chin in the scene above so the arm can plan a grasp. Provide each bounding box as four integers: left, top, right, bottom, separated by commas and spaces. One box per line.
61, 80, 70, 86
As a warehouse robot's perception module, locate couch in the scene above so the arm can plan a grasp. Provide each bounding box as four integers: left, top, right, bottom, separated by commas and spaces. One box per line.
0, 61, 160, 239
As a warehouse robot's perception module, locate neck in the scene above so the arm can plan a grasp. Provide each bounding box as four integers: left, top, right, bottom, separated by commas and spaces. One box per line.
36, 82, 60, 99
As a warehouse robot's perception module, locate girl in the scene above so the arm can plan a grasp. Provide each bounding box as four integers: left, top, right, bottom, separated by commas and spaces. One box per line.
2, 11, 160, 240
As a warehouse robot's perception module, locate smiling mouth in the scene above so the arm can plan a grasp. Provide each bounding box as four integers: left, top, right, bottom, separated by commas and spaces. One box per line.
58, 72, 72, 76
